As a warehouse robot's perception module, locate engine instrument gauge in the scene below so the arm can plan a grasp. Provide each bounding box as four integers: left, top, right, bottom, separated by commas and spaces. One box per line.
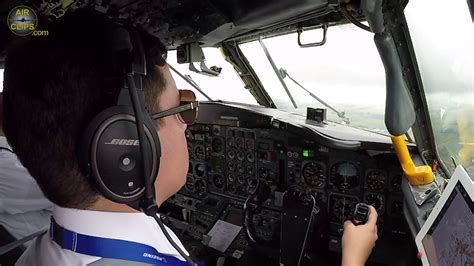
364, 193, 385, 213
212, 174, 225, 189
245, 139, 255, 150
330, 194, 358, 222
246, 165, 255, 176
389, 173, 403, 192
194, 179, 207, 196
237, 151, 245, 161
366, 170, 387, 191
237, 163, 245, 174
194, 145, 206, 160
330, 162, 359, 191
227, 183, 237, 194
227, 150, 235, 160
302, 161, 326, 188
235, 137, 244, 149
247, 178, 259, 194
227, 137, 235, 148
211, 137, 224, 154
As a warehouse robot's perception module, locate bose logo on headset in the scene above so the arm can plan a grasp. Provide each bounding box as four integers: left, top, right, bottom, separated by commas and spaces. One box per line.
104, 139, 140, 146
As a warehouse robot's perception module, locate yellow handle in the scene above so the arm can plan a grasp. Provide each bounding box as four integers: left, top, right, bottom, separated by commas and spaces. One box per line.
391, 135, 433, 185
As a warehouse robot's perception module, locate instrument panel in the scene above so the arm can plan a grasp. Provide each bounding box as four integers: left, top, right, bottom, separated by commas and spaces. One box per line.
163, 121, 409, 262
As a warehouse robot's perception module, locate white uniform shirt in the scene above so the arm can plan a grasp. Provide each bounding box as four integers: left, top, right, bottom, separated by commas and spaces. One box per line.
0, 136, 53, 241
16, 206, 190, 266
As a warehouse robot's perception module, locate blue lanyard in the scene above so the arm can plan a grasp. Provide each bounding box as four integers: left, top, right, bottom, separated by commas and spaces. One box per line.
50, 218, 193, 265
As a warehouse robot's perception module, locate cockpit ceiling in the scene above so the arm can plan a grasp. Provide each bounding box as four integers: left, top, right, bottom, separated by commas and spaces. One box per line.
0, 0, 358, 52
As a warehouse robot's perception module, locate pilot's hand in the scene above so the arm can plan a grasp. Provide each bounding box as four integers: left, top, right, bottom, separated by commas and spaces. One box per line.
341, 205, 378, 266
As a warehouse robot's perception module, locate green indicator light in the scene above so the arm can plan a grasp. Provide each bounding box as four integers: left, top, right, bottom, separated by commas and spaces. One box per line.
303, 150, 309, 157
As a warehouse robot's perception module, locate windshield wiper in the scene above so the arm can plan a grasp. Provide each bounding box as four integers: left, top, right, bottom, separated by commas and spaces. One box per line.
258, 38, 349, 124
168, 64, 213, 101
279, 68, 350, 124
259, 38, 298, 109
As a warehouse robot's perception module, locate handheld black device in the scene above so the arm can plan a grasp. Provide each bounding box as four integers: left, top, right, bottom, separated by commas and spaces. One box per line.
352, 203, 371, 225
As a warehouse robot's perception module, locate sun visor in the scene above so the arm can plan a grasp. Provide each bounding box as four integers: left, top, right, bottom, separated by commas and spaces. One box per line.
375, 33, 416, 136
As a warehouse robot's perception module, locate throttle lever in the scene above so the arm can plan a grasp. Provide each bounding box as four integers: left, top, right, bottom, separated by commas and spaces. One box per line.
351, 203, 371, 226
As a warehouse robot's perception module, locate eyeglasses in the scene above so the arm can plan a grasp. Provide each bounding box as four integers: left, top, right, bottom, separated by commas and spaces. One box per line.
152, 90, 199, 125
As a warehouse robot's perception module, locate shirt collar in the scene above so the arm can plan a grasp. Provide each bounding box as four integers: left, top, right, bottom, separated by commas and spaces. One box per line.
52, 205, 188, 260
0, 136, 12, 151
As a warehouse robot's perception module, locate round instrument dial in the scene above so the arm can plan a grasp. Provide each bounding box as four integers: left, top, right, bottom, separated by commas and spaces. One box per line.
364, 193, 385, 213
227, 149, 235, 160
330, 195, 357, 222
390, 173, 402, 192
245, 139, 255, 150
237, 163, 245, 174
237, 151, 245, 161
194, 179, 207, 196
366, 170, 387, 191
227, 183, 237, 194
330, 162, 359, 191
194, 145, 206, 160
212, 174, 224, 189
211, 137, 224, 154
235, 137, 244, 149
247, 178, 259, 194
302, 161, 326, 188
227, 137, 235, 148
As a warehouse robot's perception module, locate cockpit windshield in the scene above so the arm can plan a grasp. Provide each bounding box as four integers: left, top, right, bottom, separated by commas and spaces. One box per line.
239, 24, 387, 134
168, 24, 389, 136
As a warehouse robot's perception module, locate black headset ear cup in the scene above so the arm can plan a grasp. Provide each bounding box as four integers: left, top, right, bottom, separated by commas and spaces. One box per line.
80, 105, 160, 203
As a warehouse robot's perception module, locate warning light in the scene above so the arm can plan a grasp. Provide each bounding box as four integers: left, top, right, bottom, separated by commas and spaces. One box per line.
303, 149, 314, 158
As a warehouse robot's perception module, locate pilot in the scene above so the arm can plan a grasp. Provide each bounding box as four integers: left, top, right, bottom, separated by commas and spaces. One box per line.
0, 93, 53, 265
2, 10, 378, 266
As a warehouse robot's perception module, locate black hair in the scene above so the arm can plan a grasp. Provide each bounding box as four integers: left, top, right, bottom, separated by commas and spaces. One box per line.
2, 9, 168, 209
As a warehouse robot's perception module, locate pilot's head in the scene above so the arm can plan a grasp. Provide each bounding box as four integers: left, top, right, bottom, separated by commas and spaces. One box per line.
2, 10, 189, 210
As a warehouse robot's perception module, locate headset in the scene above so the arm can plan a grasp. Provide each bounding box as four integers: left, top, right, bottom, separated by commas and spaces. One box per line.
79, 26, 159, 209
79, 24, 196, 266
